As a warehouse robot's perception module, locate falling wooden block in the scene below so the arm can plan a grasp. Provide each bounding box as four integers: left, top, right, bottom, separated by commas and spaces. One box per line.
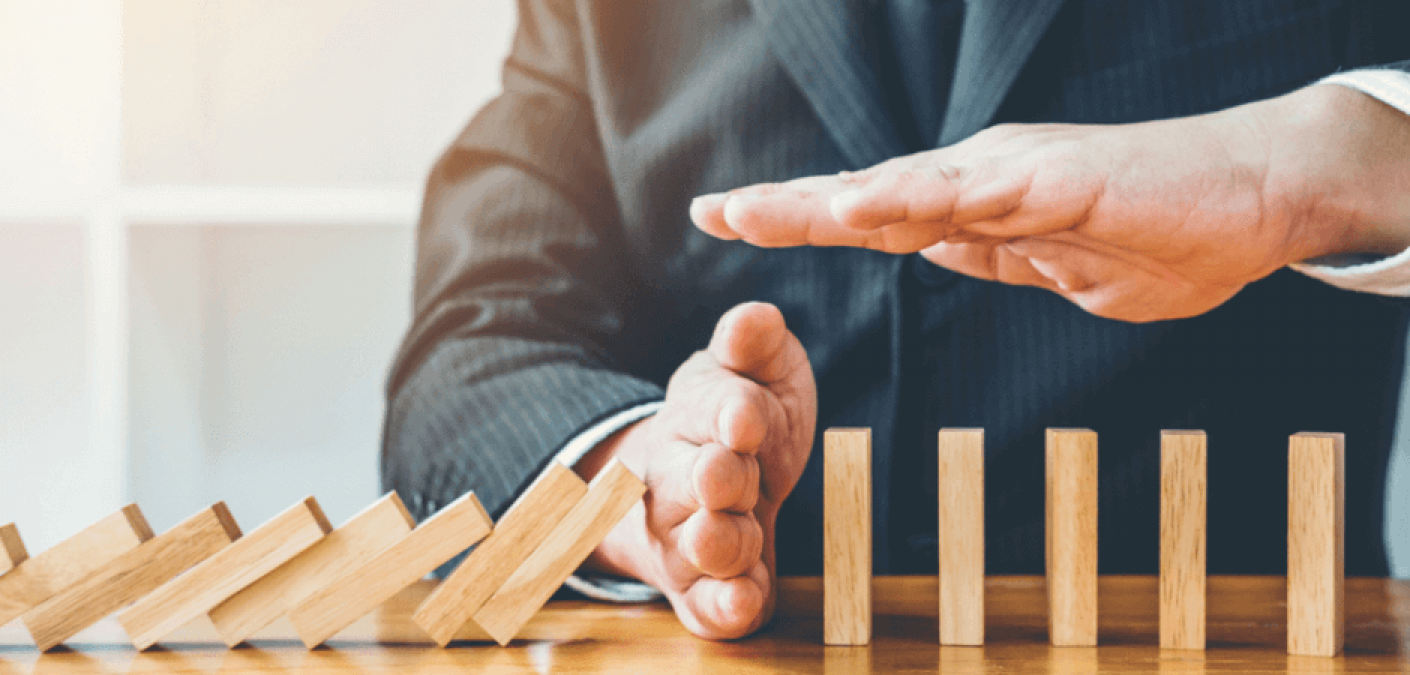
1046, 428, 1097, 647
0, 524, 26, 575
23, 504, 240, 651
0, 505, 153, 628
288, 489, 493, 648
824, 427, 871, 646
938, 428, 984, 646
118, 497, 332, 650
208, 492, 416, 647
414, 463, 588, 646
473, 459, 647, 645
1288, 432, 1345, 657
1160, 430, 1206, 650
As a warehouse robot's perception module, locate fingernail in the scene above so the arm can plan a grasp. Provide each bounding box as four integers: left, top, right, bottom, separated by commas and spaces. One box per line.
692, 193, 728, 211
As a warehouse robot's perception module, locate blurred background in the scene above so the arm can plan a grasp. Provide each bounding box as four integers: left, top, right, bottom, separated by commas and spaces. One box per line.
1, 0, 1407, 577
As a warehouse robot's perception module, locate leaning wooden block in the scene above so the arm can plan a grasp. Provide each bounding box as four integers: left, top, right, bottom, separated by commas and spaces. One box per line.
473, 459, 647, 645
823, 428, 871, 646
1160, 430, 1206, 650
209, 492, 416, 647
938, 428, 984, 646
1046, 428, 1098, 647
288, 489, 493, 648
0, 504, 153, 628
23, 504, 240, 651
119, 497, 332, 650
414, 463, 588, 646
0, 523, 26, 575
1288, 432, 1345, 657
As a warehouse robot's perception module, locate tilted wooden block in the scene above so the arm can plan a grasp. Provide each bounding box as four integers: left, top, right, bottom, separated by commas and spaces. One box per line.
0, 505, 153, 628
938, 428, 984, 646
1046, 428, 1097, 647
23, 504, 240, 651
1288, 432, 1345, 657
414, 462, 588, 646
288, 489, 492, 648
824, 427, 871, 646
1160, 430, 1206, 650
0, 523, 26, 575
209, 492, 416, 647
473, 458, 647, 645
119, 497, 333, 650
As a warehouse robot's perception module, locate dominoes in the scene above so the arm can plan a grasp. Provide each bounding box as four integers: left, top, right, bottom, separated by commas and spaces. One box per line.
1288, 432, 1345, 657
824, 427, 871, 646
414, 462, 587, 646
0, 523, 26, 575
288, 489, 492, 648
1160, 430, 1206, 650
1046, 428, 1097, 647
937, 428, 983, 646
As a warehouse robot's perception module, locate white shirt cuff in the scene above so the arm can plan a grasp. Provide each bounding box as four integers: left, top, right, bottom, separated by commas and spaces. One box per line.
1290, 69, 1410, 296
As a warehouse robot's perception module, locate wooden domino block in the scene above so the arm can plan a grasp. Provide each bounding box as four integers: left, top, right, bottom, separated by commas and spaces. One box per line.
288, 489, 493, 648
208, 492, 416, 647
0, 505, 153, 628
1160, 430, 1206, 650
473, 459, 647, 645
938, 428, 984, 646
414, 463, 588, 646
1288, 432, 1345, 657
824, 427, 871, 646
119, 497, 332, 650
1045, 428, 1097, 647
23, 504, 240, 651
0, 523, 26, 575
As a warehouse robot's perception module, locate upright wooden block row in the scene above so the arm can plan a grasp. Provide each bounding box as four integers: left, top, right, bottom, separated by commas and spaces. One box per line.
209, 492, 417, 647
289, 489, 493, 648
414, 463, 588, 646
0, 524, 27, 575
118, 497, 333, 650
937, 428, 984, 646
0, 505, 153, 628
1160, 430, 1206, 650
824, 427, 871, 646
23, 504, 240, 651
473, 459, 647, 645
1288, 432, 1345, 657
1045, 428, 1097, 647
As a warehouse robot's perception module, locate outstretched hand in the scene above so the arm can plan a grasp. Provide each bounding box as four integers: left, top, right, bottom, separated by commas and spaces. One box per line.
690, 84, 1410, 322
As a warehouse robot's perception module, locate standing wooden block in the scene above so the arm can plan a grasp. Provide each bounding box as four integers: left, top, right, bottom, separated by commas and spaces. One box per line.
288, 489, 493, 648
1160, 430, 1206, 650
0, 505, 153, 628
1045, 428, 1097, 647
208, 492, 416, 647
1288, 432, 1345, 657
824, 427, 871, 646
23, 504, 240, 651
414, 463, 588, 646
938, 428, 984, 646
0, 524, 26, 575
473, 459, 647, 645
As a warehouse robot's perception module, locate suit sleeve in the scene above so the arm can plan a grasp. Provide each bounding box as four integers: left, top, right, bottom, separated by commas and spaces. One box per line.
381, 0, 664, 524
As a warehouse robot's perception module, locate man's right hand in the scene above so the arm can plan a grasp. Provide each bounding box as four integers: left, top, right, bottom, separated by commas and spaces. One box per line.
578, 302, 817, 640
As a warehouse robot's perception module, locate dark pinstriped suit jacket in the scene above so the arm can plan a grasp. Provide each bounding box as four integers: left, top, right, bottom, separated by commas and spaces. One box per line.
382, 0, 1410, 576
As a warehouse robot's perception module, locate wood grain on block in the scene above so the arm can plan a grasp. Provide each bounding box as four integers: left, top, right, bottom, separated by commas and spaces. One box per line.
1160, 430, 1206, 650
0, 504, 153, 628
473, 459, 647, 646
22, 504, 240, 651
414, 463, 588, 646
1045, 428, 1097, 647
288, 489, 492, 648
938, 428, 984, 646
1288, 432, 1345, 657
0, 524, 26, 575
209, 492, 415, 647
824, 427, 871, 646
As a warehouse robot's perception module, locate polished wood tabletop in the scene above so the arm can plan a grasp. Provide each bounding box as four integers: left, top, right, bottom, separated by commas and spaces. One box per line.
1, 575, 1406, 673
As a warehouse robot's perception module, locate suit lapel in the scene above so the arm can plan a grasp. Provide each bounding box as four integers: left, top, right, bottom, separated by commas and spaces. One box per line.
939, 0, 1066, 146
747, 0, 908, 169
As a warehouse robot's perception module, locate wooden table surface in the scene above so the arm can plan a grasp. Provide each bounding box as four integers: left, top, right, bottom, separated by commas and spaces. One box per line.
1, 575, 1407, 673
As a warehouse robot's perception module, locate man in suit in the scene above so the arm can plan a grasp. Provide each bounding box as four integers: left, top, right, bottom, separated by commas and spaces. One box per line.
383, 0, 1410, 639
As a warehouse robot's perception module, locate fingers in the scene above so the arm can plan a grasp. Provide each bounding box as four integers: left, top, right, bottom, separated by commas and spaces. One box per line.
679, 573, 767, 639
678, 509, 764, 579
709, 301, 799, 385
691, 443, 759, 513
